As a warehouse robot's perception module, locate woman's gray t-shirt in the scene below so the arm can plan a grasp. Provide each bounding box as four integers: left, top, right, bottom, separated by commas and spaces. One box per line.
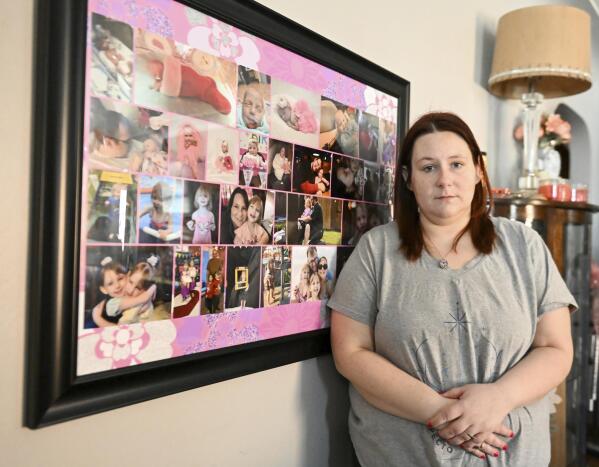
327, 217, 577, 467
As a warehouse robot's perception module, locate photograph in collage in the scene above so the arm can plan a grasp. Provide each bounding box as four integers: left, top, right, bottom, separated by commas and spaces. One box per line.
202, 246, 225, 314
319, 98, 359, 157
137, 175, 183, 244
267, 139, 292, 191
182, 181, 220, 244
362, 161, 380, 203
358, 111, 380, 163
134, 30, 237, 126
342, 201, 390, 246
273, 192, 287, 245
292, 145, 331, 196
88, 97, 168, 173
379, 118, 397, 167
287, 194, 341, 245
290, 245, 336, 303
379, 166, 395, 205
238, 132, 268, 188
90, 13, 133, 101
87, 170, 137, 243
270, 78, 320, 148
225, 246, 261, 310
204, 126, 240, 185
335, 246, 355, 279
172, 246, 202, 318
330, 154, 364, 200
168, 116, 210, 180
237, 66, 271, 133
219, 185, 274, 245
84, 245, 173, 328
261, 247, 291, 307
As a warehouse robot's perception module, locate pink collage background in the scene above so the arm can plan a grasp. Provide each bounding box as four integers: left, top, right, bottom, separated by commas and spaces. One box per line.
77, 0, 399, 376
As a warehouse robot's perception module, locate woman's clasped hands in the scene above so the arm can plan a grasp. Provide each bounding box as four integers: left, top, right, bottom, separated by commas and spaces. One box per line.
427, 383, 515, 459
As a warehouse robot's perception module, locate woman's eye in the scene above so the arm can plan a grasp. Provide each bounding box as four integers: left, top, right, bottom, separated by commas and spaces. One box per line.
422, 165, 434, 173
451, 162, 464, 169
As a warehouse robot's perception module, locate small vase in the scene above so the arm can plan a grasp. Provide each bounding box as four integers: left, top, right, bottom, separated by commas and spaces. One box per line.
537, 145, 561, 179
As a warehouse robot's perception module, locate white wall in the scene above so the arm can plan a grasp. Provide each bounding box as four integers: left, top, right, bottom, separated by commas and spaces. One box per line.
2, 1, 597, 466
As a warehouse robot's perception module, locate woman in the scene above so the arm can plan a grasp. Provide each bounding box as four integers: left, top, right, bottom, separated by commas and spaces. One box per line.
220, 187, 249, 244
328, 112, 576, 466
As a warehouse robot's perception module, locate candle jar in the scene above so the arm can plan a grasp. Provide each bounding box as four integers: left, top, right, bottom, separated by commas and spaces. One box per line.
570, 183, 588, 202
538, 178, 572, 201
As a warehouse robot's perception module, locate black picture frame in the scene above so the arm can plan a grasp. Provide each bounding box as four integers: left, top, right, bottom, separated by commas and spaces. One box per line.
25, 0, 410, 428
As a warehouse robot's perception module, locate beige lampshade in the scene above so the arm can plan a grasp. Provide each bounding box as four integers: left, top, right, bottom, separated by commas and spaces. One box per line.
488, 5, 592, 99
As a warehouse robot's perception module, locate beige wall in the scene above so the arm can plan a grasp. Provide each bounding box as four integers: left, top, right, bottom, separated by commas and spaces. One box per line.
2, 1, 597, 466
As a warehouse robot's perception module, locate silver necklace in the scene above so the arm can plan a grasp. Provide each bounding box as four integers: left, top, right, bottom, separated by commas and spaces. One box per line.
423, 233, 454, 269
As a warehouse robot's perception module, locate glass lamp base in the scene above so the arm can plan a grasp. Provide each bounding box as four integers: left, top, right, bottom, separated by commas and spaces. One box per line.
518, 173, 539, 190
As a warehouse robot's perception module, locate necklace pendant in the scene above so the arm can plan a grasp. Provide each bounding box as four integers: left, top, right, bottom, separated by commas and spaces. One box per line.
439, 258, 449, 269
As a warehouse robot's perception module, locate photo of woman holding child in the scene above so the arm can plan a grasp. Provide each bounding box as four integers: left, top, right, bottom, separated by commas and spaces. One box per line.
84, 246, 173, 328
331, 154, 364, 200
219, 185, 273, 245
292, 146, 331, 196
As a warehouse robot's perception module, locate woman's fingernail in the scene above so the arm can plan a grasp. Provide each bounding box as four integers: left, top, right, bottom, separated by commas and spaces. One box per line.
503, 445, 508, 451
426, 421, 433, 428
493, 452, 499, 457
479, 455, 485, 459
509, 431, 514, 438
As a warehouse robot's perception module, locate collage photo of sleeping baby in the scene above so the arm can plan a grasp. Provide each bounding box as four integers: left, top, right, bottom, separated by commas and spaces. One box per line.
82, 12, 397, 329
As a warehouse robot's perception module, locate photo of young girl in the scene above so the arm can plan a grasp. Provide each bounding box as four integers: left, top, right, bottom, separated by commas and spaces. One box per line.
331, 154, 364, 200
358, 111, 380, 162
172, 246, 202, 318
238, 132, 268, 188
134, 29, 236, 126
273, 192, 287, 245
225, 247, 261, 311
270, 78, 320, 148
90, 13, 133, 101
319, 98, 359, 157
379, 118, 397, 167
202, 246, 225, 314
261, 247, 291, 307
267, 140, 292, 191
286, 194, 342, 245
87, 170, 137, 243
137, 175, 183, 244
378, 165, 395, 205
168, 116, 209, 180
182, 181, 219, 244
292, 146, 331, 196
84, 246, 173, 328
342, 201, 390, 246
290, 246, 336, 304
204, 125, 239, 185
237, 65, 270, 134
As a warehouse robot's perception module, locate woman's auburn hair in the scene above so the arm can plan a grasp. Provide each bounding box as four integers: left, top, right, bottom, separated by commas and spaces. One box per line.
393, 112, 495, 260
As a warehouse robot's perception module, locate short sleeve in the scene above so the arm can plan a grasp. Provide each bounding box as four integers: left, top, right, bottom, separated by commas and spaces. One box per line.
105, 297, 123, 317
327, 233, 378, 327
527, 228, 578, 318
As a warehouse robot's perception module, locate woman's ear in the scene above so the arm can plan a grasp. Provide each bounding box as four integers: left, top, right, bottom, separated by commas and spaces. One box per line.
475, 164, 483, 184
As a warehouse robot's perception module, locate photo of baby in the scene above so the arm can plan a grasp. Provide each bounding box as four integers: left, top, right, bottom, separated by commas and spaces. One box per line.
261, 247, 291, 307
330, 154, 364, 200
379, 118, 397, 167
270, 78, 320, 148
87, 170, 137, 243
273, 192, 287, 245
287, 194, 341, 245
134, 29, 237, 126
237, 65, 270, 134
358, 111, 380, 162
137, 175, 183, 244
201, 246, 225, 314
292, 145, 331, 196
204, 126, 240, 185
225, 246, 261, 311
83, 246, 173, 328
238, 132, 268, 188
172, 246, 202, 318
267, 139, 292, 191
90, 13, 133, 101
320, 98, 359, 157
219, 185, 274, 245
182, 181, 220, 244
341, 201, 390, 246
290, 245, 336, 304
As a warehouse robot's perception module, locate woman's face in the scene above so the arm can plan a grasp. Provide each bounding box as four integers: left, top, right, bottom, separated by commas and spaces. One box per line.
125, 271, 144, 297
248, 202, 261, 223
101, 270, 126, 298
230, 193, 248, 228
410, 131, 480, 225
317, 257, 328, 280
309, 274, 321, 297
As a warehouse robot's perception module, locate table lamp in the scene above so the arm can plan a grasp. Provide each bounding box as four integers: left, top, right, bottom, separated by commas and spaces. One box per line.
488, 5, 592, 191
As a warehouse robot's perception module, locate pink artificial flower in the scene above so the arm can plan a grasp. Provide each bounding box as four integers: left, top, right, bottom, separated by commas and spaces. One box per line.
545, 114, 571, 142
